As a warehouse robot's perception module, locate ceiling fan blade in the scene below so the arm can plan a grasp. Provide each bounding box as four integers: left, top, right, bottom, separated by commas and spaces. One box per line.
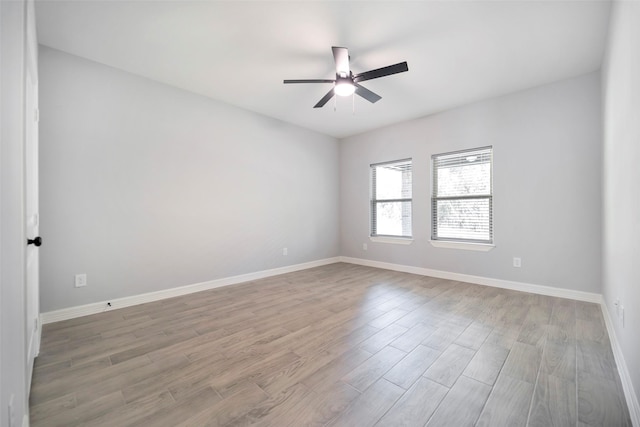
353, 61, 409, 83
332, 46, 350, 76
314, 88, 335, 108
354, 83, 382, 104
284, 79, 335, 84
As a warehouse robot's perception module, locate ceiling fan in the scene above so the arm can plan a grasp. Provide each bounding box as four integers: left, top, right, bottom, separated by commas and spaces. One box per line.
284, 46, 409, 108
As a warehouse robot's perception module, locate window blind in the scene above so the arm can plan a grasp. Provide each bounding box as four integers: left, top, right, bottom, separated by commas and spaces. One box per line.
432, 147, 493, 243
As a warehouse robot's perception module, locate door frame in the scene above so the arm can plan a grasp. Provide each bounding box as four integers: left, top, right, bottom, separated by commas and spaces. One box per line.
24, 0, 40, 388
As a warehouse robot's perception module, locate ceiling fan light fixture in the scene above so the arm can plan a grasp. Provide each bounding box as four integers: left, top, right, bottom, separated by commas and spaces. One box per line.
283, 46, 408, 108
334, 79, 355, 97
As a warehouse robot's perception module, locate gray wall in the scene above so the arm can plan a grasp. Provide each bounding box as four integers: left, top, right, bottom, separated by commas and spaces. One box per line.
39, 46, 340, 312
340, 72, 602, 293
602, 0, 640, 408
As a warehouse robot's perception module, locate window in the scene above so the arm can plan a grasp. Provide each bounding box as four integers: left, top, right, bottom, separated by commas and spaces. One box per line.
371, 159, 412, 238
431, 147, 492, 244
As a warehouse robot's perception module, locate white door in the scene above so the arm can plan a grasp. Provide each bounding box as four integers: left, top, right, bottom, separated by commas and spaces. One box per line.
24, 0, 40, 388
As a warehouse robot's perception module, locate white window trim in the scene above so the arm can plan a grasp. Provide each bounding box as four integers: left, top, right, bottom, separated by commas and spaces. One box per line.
370, 158, 413, 239
429, 240, 494, 251
370, 236, 414, 245
431, 146, 493, 245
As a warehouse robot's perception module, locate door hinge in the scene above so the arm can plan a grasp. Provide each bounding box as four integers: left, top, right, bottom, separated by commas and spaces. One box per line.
34, 108, 39, 123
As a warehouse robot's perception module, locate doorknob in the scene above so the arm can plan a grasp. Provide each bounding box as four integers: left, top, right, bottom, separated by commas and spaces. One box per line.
27, 236, 42, 247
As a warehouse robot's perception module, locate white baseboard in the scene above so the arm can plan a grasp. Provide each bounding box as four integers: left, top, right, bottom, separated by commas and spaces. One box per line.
40, 257, 340, 324
600, 303, 640, 426
339, 256, 602, 303
41, 255, 600, 324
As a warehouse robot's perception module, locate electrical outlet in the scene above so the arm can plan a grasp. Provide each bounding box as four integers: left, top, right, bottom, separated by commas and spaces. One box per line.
282, 248, 288, 256
513, 257, 522, 268
74, 273, 87, 288
363, 243, 368, 251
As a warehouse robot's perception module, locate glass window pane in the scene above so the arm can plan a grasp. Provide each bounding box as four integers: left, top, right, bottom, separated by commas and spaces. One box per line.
436, 162, 490, 197
375, 201, 412, 237
435, 198, 490, 241
374, 162, 412, 200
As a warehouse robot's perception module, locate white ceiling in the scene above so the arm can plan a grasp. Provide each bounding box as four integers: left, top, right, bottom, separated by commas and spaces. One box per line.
35, 0, 611, 139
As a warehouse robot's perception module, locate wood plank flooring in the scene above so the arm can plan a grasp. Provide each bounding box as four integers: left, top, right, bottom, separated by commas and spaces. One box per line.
30, 263, 632, 426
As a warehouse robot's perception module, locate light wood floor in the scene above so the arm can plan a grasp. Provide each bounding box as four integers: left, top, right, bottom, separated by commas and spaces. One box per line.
30, 263, 632, 426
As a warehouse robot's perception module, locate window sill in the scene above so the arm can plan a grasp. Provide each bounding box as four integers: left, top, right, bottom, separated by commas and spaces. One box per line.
370, 236, 414, 245
429, 240, 495, 252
